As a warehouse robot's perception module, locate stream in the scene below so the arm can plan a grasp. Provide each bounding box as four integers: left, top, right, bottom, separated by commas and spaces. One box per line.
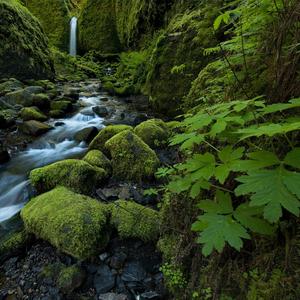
0, 80, 142, 225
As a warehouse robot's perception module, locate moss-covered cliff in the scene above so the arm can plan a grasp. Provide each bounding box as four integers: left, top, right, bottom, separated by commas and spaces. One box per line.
78, 0, 121, 54
0, 0, 54, 80
24, 0, 70, 51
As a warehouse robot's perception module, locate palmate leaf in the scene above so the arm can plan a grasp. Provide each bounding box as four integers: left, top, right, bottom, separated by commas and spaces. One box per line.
260, 98, 300, 115
190, 179, 210, 199
232, 150, 280, 172
193, 192, 250, 256
215, 146, 245, 184
235, 167, 300, 223
233, 203, 274, 235
284, 148, 300, 169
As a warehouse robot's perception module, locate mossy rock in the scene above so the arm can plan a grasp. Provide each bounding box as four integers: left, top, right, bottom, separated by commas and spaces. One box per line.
0, 0, 54, 80
134, 119, 170, 148
29, 159, 107, 195
50, 101, 73, 112
21, 186, 110, 260
32, 93, 50, 110
25, 0, 70, 51
0, 230, 29, 262
4, 89, 34, 107
83, 150, 112, 176
78, 0, 121, 54
19, 120, 53, 136
0, 109, 17, 129
0, 78, 24, 95
20, 107, 47, 121
105, 130, 159, 182
49, 110, 65, 118
89, 125, 133, 153
111, 200, 160, 242
57, 265, 86, 294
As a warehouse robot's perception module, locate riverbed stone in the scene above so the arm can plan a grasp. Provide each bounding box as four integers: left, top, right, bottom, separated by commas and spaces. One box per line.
49, 110, 64, 118
19, 120, 53, 136
74, 126, 98, 143
50, 100, 73, 112
29, 159, 107, 194
110, 200, 160, 242
93, 106, 109, 117
0, 109, 16, 128
83, 150, 112, 176
20, 107, 47, 121
134, 119, 169, 148
21, 187, 110, 260
89, 125, 133, 153
4, 89, 33, 107
105, 130, 159, 182
0, 79, 24, 95
32, 93, 50, 110
93, 264, 116, 294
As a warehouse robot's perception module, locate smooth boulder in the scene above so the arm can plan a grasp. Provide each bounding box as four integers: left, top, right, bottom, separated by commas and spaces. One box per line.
19, 120, 53, 136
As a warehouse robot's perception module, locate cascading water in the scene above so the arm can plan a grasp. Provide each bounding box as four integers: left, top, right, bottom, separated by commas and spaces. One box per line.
69, 17, 77, 56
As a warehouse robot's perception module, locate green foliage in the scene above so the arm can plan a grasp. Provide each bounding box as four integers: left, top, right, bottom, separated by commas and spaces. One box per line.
160, 263, 187, 292
165, 97, 300, 256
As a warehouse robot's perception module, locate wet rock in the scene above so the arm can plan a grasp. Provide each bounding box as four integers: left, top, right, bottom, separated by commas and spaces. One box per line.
93, 264, 116, 294
64, 87, 80, 101
49, 110, 64, 118
50, 101, 73, 113
4, 89, 33, 107
20, 107, 47, 122
93, 106, 109, 117
100, 97, 109, 102
74, 126, 98, 143
140, 291, 161, 300
24, 86, 45, 95
0, 79, 24, 95
99, 252, 110, 262
99, 293, 129, 300
0, 149, 10, 164
54, 122, 65, 127
32, 94, 50, 110
121, 261, 147, 283
19, 120, 53, 136
110, 252, 127, 270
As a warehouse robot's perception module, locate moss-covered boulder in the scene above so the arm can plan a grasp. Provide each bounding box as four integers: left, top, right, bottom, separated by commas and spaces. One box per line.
29, 159, 107, 194
4, 89, 34, 107
0, 0, 54, 80
111, 200, 160, 241
78, 0, 121, 54
49, 110, 65, 118
50, 100, 73, 112
20, 107, 47, 121
134, 119, 169, 148
105, 130, 159, 181
0, 109, 17, 129
32, 93, 51, 110
83, 150, 112, 176
57, 265, 86, 294
21, 187, 110, 259
25, 0, 70, 51
144, 7, 218, 116
0, 78, 24, 95
19, 120, 53, 136
89, 125, 133, 153
0, 230, 29, 262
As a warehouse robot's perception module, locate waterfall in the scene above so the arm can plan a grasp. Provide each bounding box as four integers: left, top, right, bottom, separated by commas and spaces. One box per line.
69, 17, 77, 56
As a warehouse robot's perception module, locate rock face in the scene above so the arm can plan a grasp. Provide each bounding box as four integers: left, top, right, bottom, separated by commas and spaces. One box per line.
78, 0, 121, 54
29, 159, 107, 195
0, 0, 54, 80
25, 0, 70, 51
105, 130, 159, 182
21, 187, 110, 259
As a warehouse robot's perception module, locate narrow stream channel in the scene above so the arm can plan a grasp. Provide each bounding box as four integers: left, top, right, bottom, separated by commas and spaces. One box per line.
0, 81, 116, 223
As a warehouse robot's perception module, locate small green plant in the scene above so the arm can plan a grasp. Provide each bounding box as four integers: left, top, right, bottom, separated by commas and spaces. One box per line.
160, 263, 187, 291
171, 64, 186, 75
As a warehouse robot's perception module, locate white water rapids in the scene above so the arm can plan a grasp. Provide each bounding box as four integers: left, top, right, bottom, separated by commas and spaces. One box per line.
0, 86, 106, 223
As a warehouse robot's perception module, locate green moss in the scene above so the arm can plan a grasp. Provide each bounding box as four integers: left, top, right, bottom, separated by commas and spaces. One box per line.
88, 125, 133, 153
25, 0, 70, 51
143, 6, 219, 116
20, 107, 47, 121
111, 200, 160, 241
78, 0, 121, 54
83, 150, 111, 176
157, 234, 179, 262
57, 265, 85, 293
0, 230, 29, 259
29, 159, 107, 195
50, 100, 72, 112
134, 119, 169, 148
105, 130, 159, 182
21, 186, 110, 259
49, 110, 64, 118
0, 0, 54, 80
32, 93, 51, 110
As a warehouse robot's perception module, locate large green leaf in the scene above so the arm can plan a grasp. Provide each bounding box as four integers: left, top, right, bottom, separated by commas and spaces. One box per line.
284, 148, 300, 169
235, 167, 300, 222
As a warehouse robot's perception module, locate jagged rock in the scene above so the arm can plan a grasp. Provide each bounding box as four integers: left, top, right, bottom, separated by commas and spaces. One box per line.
93, 264, 116, 294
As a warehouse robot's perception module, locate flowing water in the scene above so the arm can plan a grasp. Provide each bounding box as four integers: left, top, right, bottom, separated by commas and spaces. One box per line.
70, 17, 77, 56
0, 83, 108, 223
